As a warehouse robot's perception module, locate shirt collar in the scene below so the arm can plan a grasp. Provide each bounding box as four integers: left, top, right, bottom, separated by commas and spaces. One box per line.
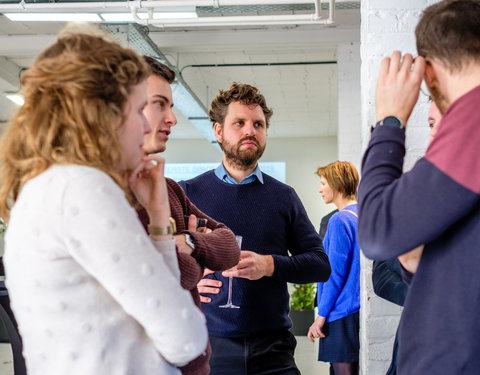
214, 162, 264, 185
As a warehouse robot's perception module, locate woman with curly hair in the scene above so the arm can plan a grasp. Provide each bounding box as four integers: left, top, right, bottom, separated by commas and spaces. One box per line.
0, 25, 207, 375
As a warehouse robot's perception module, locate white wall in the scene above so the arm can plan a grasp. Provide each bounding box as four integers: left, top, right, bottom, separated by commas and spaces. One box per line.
337, 42, 361, 171
162, 136, 338, 230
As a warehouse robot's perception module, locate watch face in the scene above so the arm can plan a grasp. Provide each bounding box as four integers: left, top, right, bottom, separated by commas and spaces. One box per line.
185, 234, 195, 249
383, 116, 402, 128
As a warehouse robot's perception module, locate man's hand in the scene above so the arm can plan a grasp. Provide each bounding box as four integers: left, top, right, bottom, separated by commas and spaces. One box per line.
222, 251, 274, 280
307, 315, 326, 343
376, 51, 426, 126
398, 245, 424, 274
197, 268, 222, 303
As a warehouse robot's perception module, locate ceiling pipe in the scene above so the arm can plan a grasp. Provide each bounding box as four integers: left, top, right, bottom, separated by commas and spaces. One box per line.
179, 61, 337, 78
0, 0, 336, 26
132, 14, 333, 28
0, 1, 330, 11
131, 0, 335, 27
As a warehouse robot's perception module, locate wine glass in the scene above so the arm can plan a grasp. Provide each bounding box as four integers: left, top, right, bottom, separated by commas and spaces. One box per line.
219, 235, 242, 309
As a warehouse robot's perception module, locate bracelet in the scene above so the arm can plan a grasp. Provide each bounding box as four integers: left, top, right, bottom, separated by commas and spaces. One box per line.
149, 217, 176, 235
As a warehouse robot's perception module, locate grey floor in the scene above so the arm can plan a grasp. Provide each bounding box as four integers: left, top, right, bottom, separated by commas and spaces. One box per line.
0, 343, 12, 375
0, 338, 329, 375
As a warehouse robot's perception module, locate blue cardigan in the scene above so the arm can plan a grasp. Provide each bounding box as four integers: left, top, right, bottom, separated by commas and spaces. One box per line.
317, 204, 360, 323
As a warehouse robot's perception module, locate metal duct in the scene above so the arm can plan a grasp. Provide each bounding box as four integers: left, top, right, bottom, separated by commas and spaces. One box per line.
105, 23, 218, 145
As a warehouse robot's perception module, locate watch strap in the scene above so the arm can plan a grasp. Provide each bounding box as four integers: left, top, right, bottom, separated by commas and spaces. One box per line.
372, 116, 404, 131
148, 217, 176, 235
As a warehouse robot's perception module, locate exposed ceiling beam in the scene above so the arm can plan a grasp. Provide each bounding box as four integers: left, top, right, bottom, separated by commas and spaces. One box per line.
149, 27, 359, 53
0, 56, 21, 91
106, 23, 218, 146
0, 35, 56, 56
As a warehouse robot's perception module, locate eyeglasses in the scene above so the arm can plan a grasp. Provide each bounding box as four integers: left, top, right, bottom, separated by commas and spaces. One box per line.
420, 80, 430, 99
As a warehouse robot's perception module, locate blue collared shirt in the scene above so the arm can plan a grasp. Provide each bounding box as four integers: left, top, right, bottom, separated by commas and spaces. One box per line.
214, 163, 264, 185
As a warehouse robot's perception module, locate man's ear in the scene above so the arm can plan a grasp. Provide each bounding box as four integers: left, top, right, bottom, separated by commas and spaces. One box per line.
424, 59, 437, 88
213, 122, 223, 144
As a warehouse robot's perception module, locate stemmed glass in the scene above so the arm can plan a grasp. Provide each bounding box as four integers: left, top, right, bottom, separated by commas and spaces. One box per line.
219, 235, 242, 309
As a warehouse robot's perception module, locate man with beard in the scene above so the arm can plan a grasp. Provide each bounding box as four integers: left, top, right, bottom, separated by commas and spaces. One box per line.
138, 56, 240, 375
358, 1, 480, 373
179, 82, 331, 375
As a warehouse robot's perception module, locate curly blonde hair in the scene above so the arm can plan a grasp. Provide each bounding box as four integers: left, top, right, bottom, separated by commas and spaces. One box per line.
0, 25, 150, 221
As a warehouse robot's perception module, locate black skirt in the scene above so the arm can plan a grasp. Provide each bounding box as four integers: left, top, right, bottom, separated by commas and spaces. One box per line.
317, 312, 359, 363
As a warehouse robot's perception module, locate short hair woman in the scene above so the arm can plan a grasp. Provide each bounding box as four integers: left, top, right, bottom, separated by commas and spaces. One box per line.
308, 161, 360, 375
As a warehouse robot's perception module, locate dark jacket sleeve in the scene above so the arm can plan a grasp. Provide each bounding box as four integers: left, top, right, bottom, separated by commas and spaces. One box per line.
372, 259, 408, 306
358, 126, 478, 260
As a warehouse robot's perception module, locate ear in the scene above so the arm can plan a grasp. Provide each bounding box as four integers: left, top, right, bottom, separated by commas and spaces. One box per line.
424, 59, 437, 88
213, 122, 223, 144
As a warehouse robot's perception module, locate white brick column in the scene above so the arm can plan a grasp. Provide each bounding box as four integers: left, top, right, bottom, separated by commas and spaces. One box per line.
359, 1, 439, 374
337, 42, 361, 169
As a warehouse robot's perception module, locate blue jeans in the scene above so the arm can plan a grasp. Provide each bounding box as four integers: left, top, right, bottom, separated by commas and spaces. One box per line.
209, 330, 300, 375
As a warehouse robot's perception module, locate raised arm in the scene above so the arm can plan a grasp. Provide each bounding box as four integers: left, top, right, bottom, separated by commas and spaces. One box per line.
358, 53, 480, 260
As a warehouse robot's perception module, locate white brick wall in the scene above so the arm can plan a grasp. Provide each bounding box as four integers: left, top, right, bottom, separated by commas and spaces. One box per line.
337, 42, 361, 168
359, 1, 441, 374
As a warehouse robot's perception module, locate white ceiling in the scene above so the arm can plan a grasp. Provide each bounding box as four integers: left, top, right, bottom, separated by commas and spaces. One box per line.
0, 1, 360, 140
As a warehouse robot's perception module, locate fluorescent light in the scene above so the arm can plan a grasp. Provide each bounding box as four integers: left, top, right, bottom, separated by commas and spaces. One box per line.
6, 94, 24, 106
101, 12, 197, 22
4, 13, 101, 22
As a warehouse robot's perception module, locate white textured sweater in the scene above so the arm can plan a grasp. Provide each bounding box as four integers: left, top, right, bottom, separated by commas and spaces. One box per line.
4, 165, 208, 375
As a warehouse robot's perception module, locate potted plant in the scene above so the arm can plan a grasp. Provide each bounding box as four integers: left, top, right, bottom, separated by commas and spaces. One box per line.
289, 283, 316, 336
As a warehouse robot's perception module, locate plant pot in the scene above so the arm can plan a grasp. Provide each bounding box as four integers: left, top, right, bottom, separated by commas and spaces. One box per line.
289, 309, 314, 336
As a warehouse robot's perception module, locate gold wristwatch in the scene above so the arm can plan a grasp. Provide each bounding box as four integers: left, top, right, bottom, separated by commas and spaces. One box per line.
148, 217, 176, 235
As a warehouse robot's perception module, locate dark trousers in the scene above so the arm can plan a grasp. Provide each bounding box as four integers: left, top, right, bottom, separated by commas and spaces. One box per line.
209, 330, 301, 375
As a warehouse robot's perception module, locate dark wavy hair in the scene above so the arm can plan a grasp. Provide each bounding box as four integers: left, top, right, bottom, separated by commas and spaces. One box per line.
416, 0, 480, 72
209, 82, 273, 128
143, 56, 176, 84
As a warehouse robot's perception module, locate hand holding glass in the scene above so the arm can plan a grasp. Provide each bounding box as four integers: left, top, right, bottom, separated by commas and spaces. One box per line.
219, 235, 242, 309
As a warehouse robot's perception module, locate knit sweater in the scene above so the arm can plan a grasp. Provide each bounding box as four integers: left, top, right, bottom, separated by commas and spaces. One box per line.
179, 170, 331, 337
317, 204, 360, 323
138, 178, 240, 375
358, 85, 480, 374
4, 165, 208, 375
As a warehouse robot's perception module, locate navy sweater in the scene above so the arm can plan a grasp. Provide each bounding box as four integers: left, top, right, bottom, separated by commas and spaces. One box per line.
179, 171, 331, 337
358, 85, 480, 374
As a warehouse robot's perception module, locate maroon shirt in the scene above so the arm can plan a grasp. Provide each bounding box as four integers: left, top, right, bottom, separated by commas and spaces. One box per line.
138, 178, 240, 375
